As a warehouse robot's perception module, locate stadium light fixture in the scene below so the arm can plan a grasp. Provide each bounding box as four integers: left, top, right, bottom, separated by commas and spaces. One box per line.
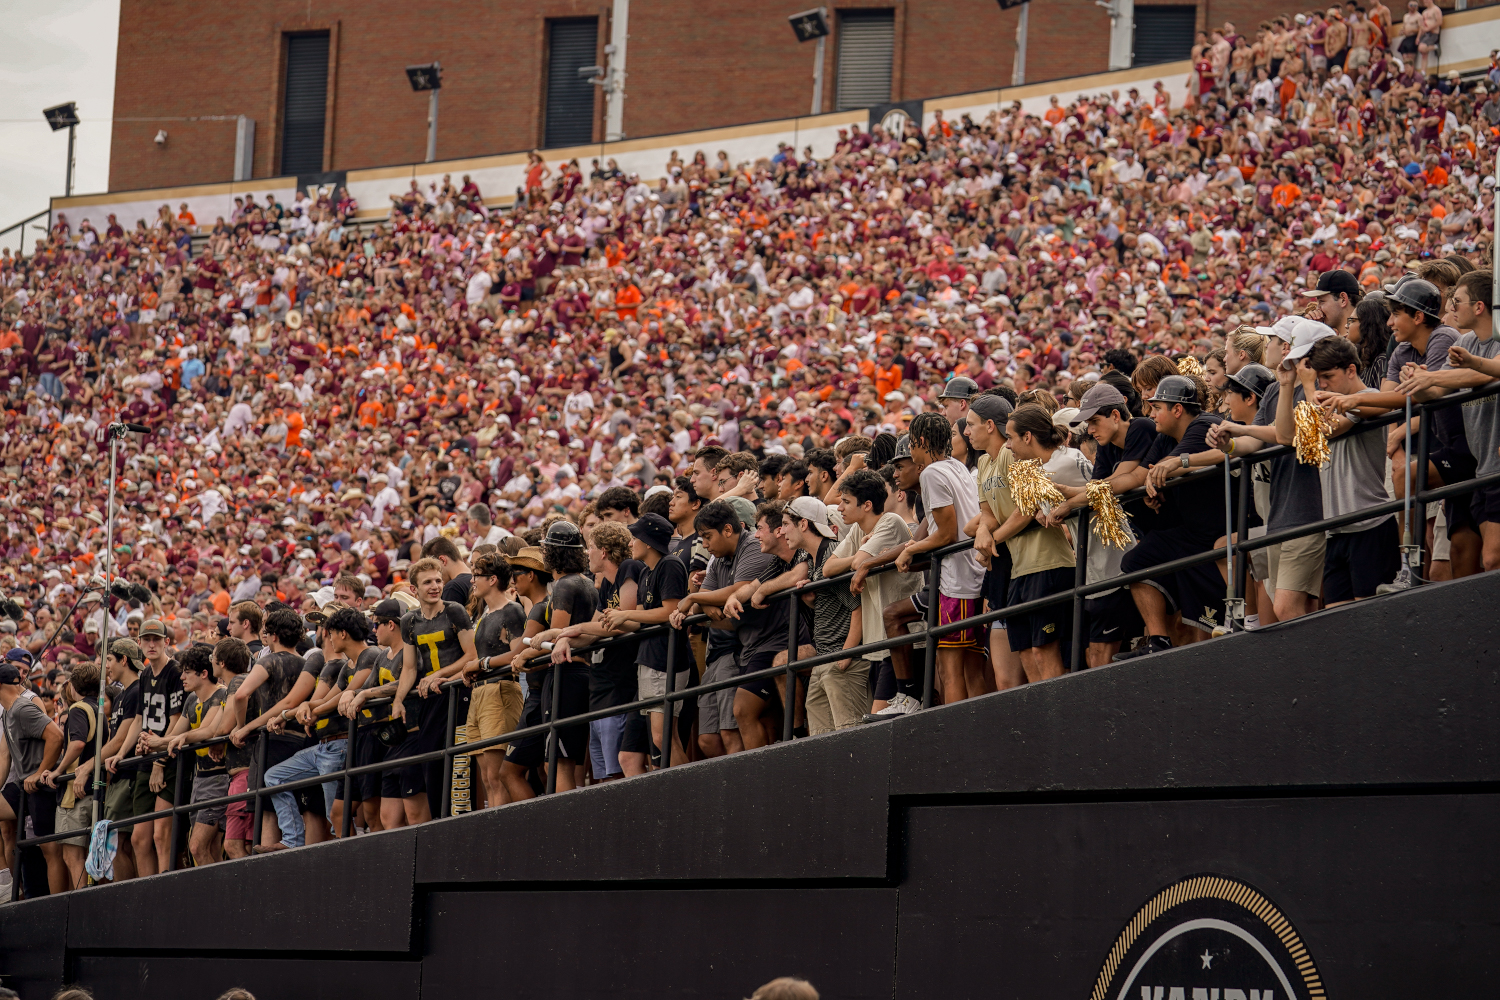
406, 63, 442, 163
43, 102, 80, 196
788, 8, 829, 116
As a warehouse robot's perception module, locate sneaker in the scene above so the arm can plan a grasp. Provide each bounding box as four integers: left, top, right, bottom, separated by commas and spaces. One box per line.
0, 868, 11, 903
1376, 566, 1415, 595
1112, 635, 1173, 662
861, 692, 922, 723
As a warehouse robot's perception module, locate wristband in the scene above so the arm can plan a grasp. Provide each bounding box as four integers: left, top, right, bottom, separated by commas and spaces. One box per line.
1226, 437, 1236, 455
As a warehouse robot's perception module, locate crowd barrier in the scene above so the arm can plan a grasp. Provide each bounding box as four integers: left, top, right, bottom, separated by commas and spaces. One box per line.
13, 380, 1500, 893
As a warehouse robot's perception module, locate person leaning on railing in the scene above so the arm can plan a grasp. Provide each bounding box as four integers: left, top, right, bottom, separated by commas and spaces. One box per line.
138, 643, 227, 868
893, 412, 987, 705
1116, 374, 1232, 660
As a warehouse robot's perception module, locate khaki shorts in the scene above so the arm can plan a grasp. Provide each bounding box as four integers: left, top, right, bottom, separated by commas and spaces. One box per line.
806, 659, 873, 736
1267, 532, 1326, 598
465, 679, 523, 753
55, 797, 92, 846
638, 664, 691, 714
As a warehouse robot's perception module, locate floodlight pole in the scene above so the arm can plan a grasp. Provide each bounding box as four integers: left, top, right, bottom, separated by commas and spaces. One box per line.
90, 430, 118, 829
811, 33, 826, 115
66, 123, 76, 197
427, 78, 440, 163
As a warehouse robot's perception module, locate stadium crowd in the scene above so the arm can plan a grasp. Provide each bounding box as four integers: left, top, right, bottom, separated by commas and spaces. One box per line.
3, 4, 1500, 895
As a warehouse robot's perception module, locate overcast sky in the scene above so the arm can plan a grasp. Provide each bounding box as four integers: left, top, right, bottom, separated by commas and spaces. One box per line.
0, 0, 119, 253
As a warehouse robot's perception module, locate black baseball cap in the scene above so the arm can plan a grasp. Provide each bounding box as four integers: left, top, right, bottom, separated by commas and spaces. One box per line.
968, 393, 1014, 425
1302, 269, 1361, 300
0, 664, 22, 685
628, 513, 675, 555
370, 598, 406, 624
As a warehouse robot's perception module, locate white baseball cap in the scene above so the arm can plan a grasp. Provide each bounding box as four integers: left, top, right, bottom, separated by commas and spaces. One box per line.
787, 496, 837, 539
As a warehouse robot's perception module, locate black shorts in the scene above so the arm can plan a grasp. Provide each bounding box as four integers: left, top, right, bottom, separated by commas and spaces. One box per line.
871, 657, 897, 701
910, 587, 929, 619
1471, 481, 1500, 527
1085, 588, 1143, 645
351, 722, 390, 801
503, 680, 547, 768
620, 710, 651, 755
381, 698, 444, 800
1397, 34, 1418, 54
505, 664, 591, 769
981, 546, 1013, 611
1005, 567, 1075, 652
1434, 447, 1479, 536
2, 782, 57, 838
1324, 518, 1402, 602
737, 650, 781, 702
1120, 526, 1221, 632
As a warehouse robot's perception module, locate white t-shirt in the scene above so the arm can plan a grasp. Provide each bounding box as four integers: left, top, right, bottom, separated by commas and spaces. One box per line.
832, 512, 922, 660
919, 456, 985, 599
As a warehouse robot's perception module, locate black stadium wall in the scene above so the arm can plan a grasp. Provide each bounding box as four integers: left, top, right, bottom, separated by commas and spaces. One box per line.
4, 573, 1499, 998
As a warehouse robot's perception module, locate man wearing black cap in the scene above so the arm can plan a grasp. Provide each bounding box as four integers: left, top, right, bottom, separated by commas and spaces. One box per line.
1302, 268, 1363, 337
600, 513, 691, 766
0, 662, 65, 894
342, 598, 411, 832
1047, 383, 1158, 665
1116, 375, 1230, 659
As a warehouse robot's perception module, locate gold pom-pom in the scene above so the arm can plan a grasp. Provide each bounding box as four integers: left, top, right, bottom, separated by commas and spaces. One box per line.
1293, 400, 1331, 466
1086, 478, 1133, 549
1007, 458, 1065, 516
1175, 354, 1205, 379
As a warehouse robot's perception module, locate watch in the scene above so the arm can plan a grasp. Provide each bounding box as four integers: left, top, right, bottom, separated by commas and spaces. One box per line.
1180, 454, 1191, 470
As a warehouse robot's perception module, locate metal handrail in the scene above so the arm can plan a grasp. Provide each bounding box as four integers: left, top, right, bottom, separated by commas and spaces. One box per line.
13, 378, 1500, 889
0, 208, 51, 258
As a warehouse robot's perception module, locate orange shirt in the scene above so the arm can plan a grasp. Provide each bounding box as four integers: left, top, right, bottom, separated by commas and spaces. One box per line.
210, 591, 231, 615
1272, 182, 1302, 208
285, 411, 305, 446
1044, 107, 1066, 125
615, 283, 643, 319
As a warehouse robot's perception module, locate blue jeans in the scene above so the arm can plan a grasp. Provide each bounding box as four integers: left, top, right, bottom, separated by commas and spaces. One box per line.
264, 739, 345, 848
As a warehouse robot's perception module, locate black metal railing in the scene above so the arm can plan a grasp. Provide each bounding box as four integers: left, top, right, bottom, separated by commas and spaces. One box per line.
13, 380, 1500, 896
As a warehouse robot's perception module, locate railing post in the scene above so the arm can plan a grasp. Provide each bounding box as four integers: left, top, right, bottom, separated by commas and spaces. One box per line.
1235, 455, 1251, 602
441, 683, 457, 819
1414, 405, 1431, 585
545, 662, 562, 794
660, 627, 677, 771
921, 552, 941, 709
250, 735, 267, 848
10, 785, 22, 901
782, 589, 799, 743
342, 713, 358, 839
1070, 508, 1089, 672
167, 756, 187, 871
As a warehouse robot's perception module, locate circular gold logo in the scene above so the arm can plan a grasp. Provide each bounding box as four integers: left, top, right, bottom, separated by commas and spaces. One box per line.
880, 108, 912, 136
1091, 874, 1325, 1000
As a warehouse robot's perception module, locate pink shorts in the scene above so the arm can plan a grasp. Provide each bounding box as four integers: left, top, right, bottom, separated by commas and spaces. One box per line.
937, 595, 981, 648
226, 770, 253, 842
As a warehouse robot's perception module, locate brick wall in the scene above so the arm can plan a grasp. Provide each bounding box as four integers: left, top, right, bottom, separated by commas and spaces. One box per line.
108, 0, 1323, 193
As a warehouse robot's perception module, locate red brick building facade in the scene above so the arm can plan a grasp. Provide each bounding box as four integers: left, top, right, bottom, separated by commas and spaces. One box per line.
108, 0, 1317, 193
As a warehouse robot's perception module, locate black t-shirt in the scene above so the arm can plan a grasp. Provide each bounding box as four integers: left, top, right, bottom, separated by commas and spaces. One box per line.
314, 645, 381, 739
437, 475, 462, 509
637, 554, 690, 672
549, 573, 598, 666
442, 573, 473, 607
139, 658, 184, 740
64, 702, 101, 773
359, 645, 404, 723
1161, 412, 1227, 539
592, 560, 645, 709
224, 673, 254, 772
182, 687, 228, 775
400, 602, 472, 677
256, 650, 306, 743
110, 678, 143, 774
1094, 416, 1161, 529
400, 603, 472, 726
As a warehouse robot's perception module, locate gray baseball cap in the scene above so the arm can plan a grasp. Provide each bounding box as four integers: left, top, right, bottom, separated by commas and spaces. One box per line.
938, 376, 979, 401
1073, 383, 1129, 423
893, 434, 913, 460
